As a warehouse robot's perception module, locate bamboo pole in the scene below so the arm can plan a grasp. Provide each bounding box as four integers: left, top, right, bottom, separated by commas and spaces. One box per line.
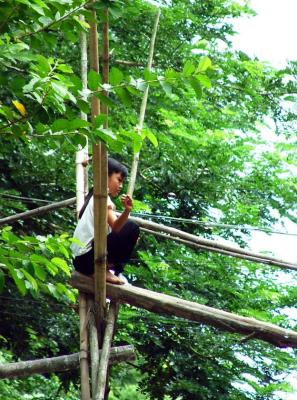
101, 8, 109, 119
127, 9, 161, 197
79, 294, 91, 400
0, 345, 136, 379
77, 20, 91, 400
76, 15, 89, 217
0, 197, 76, 226
103, 303, 119, 400
89, 0, 107, 335
130, 216, 297, 272
71, 272, 297, 348
94, 10, 114, 400
88, 298, 100, 396
140, 227, 297, 270
96, 301, 118, 400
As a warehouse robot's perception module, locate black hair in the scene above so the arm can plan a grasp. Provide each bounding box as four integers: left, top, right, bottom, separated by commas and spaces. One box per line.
78, 158, 128, 219
108, 158, 128, 178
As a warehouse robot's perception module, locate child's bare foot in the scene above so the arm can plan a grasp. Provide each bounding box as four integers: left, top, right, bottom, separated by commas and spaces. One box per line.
106, 270, 125, 285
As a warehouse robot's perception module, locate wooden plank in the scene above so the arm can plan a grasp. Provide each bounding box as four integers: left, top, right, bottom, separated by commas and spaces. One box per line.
70, 272, 297, 348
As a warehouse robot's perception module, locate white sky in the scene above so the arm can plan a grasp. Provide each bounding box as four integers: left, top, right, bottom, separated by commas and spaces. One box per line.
232, 0, 297, 68
231, 0, 297, 265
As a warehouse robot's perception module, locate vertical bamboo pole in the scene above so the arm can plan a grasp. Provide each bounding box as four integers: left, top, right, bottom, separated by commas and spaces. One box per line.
88, 298, 100, 396
79, 294, 91, 400
127, 9, 161, 197
89, 0, 107, 333
76, 15, 89, 217
101, 8, 109, 121
95, 302, 118, 400
77, 18, 91, 399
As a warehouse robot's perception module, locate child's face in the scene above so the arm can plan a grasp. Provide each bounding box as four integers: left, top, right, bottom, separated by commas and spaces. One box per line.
108, 172, 125, 197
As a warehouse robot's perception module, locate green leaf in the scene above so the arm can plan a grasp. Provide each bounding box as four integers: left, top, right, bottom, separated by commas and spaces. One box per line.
133, 135, 143, 154
73, 15, 90, 30
197, 75, 212, 89
88, 70, 102, 91
115, 87, 132, 106
77, 99, 91, 114
9, 267, 26, 296
30, 254, 49, 264
144, 69, 159, 86
56, 283, 76, 302
68, 119, 90, 130
109, 6, 123, 19
52, 119, 70, 132
33, 263, 46, 281
51, 257, 71, 276
57, 64, 73, 74
110, 67, 124, 86
21, 268, 38, 291
95, 93, 116, 108
159, 78, 172, 96
51, 81, 69, 98
165, 68, 180, 81
183, 60, 195, 76
195, 39, 209, 49
144, 129, 158, 147
189, 77, 202, 98
47, 283, 59, 299
94, 114, 108, 127
284, 95, 296, 102
30, 3, 45, 15
197, 56, 212, 72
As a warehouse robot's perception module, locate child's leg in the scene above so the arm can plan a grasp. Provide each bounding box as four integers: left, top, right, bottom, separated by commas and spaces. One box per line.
107, 221, 140, 274
73, 243, 125, 284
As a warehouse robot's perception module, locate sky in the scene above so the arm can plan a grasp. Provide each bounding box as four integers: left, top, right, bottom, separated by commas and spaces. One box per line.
231, 0, 297, 265
232, 0, 297, 68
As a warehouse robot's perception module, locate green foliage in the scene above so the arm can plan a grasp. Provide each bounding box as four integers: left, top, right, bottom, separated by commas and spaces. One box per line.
0, 226, 76, 301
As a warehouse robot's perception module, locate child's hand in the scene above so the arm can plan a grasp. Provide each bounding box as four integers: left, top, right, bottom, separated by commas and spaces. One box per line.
121, 194, 133, 211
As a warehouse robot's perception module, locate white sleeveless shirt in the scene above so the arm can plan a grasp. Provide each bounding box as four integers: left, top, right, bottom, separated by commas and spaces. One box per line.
71, 195, 115, 258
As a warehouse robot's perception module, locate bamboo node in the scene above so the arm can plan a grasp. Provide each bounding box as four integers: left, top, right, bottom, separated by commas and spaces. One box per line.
93, 194, 108, 199
94, 255, 107, 263
79, 350, 89, 360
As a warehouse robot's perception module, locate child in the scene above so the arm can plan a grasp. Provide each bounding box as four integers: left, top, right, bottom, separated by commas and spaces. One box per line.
71, 158, 140, 285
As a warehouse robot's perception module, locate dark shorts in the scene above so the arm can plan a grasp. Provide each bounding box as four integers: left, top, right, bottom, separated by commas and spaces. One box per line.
73, 220, 139, 276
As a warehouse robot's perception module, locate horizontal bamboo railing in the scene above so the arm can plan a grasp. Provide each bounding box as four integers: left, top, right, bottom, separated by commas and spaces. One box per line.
0, 345, 135, 379
1, 198, 295, 271
129, 217, 297, 272
71, 272, 297, 349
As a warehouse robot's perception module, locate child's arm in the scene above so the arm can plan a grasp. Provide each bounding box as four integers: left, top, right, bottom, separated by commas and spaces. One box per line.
107, 194, 133, 233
